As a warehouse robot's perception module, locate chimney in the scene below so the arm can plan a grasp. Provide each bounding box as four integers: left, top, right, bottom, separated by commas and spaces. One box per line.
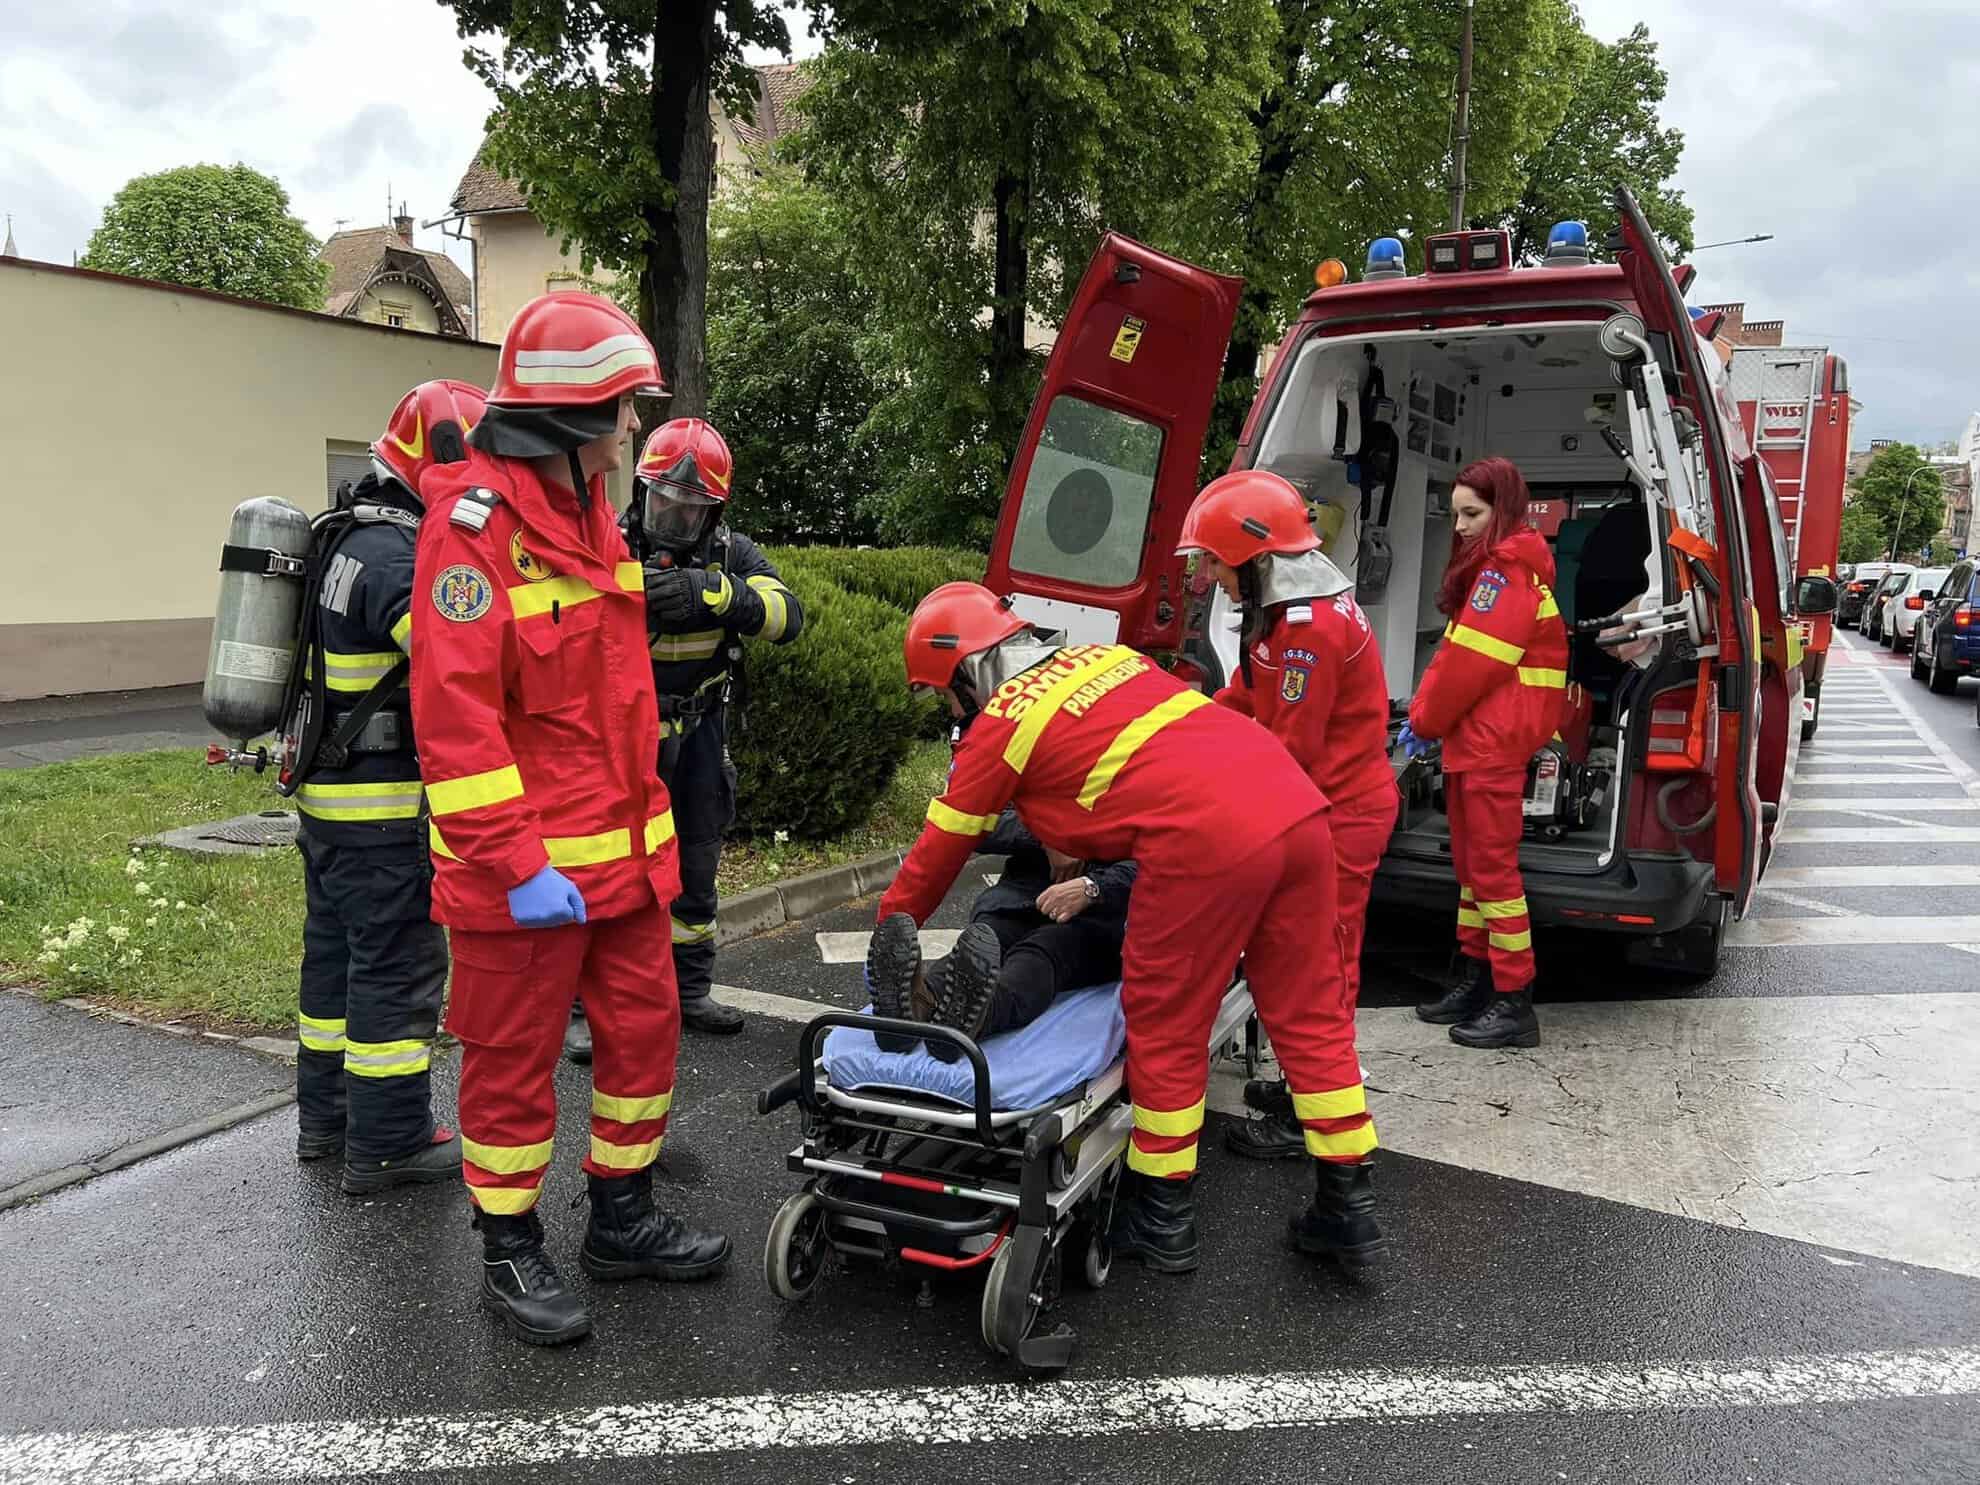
395, 204, 414, 245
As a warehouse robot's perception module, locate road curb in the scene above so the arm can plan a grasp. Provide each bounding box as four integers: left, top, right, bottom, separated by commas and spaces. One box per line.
715, 848, 904, 947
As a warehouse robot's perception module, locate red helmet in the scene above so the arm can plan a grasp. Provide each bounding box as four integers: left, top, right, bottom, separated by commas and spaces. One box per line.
371, 379, 486, 496
1175, 470, 1319, 565
904, 582, 1028, 691
637, 419, 733, 501
487, 291, 666, 408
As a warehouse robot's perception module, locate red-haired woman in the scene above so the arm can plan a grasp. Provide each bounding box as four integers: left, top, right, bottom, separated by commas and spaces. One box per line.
1400, 457, 1567, 1048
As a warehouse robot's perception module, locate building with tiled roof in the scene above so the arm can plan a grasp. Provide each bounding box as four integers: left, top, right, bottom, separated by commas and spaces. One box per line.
317, 213, 473, 337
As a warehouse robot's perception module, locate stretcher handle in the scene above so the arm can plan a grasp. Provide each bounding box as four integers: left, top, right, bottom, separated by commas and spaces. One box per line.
795, 1011, 998, 1146
757, 1067, 802, 1116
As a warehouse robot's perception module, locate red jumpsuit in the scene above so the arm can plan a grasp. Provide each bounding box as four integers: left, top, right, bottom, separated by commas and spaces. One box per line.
412, 451, 681, 1216
1215, 593, 1397, 1003
1407, 529, 1568, 992
878, 645, 1375, 1177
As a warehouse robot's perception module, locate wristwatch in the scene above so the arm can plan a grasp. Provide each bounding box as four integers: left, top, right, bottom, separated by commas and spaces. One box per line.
1080, 875, 1100, 902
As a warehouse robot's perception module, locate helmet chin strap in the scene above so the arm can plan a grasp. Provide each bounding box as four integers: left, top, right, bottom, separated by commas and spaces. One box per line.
1237, 564, 1262, 686
566, 451, 590, 513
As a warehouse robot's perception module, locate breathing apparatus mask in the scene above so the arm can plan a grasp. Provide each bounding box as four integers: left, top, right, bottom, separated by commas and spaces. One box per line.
639, 478, 722, 554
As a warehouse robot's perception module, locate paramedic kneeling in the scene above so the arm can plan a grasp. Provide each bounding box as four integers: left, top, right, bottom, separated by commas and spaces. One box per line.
1177, 470, 1398, 1158
1403, 456, 1568, 1050
875, 582, 1387, 1275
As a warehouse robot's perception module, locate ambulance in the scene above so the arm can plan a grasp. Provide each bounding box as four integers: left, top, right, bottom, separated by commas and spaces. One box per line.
981, 188, 1836, 977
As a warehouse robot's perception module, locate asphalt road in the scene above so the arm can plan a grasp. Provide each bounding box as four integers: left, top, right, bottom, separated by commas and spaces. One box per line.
1, 628, 1977, 1483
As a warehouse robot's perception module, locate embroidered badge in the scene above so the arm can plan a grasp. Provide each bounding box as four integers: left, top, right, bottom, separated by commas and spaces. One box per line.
433, 564, 493, 622
1284, 647, 1318, 666
509, 532, 553, 582
1470, 582, 1501, 614
1281, 665, 1310, 703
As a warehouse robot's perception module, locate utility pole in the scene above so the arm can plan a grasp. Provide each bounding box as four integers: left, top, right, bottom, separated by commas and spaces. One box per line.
1448, 0, 1475, 231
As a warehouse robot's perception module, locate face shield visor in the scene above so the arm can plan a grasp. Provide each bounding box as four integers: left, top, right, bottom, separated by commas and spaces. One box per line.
640, 481, 722, 551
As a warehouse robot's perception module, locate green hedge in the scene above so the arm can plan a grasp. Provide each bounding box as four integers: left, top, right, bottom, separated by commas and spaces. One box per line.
731, 547, 982, 840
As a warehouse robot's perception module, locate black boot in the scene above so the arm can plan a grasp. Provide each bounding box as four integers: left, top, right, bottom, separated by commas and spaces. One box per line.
1107, 1169, 1200, 1274
341, 1127, 462, 1195
563, 1002, 592, 1064
865, 912, 926, 1053
579, 1167, 732, 1282
1290, 1159, 1387, 1268
680, 995, 745, 1034
1243, 1077, 1292, 1118
927, 921, 1000, 1064
1224, 1108, 1306, 1160
296, 1124, 345, 1162
1450, 987, 1541, 1049
477, 1209, 590, 1346
1416, 953, 1492, 1024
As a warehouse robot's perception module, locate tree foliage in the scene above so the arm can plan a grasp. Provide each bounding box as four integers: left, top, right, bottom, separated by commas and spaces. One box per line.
1491, 23, 1692, 263
80, 164, 329, 311
797, 0, 1276, 544
1838, 499, 1884, 566
1845, 444, 1947, 563
705, 164, 893, 545
438, 0, 790, 416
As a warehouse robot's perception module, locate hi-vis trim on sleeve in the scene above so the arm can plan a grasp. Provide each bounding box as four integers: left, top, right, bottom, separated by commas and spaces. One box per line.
615, 561, 643, 592
927, 799, 1000, 836
1001, 645, 1142, 774
508, 574, 607, 621
1516, 667, 1568, 689
1535, 585, 1560, 621
1076, 689, 1212, 809
644, 810, 676, 852
747, 574, 791, 639
426, 763, 525, 817
1448, 624, 1525, 666
390, 612, 414, 654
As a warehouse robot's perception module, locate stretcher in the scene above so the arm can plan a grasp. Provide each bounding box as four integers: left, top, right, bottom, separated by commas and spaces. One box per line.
757, 979, 1259, 1374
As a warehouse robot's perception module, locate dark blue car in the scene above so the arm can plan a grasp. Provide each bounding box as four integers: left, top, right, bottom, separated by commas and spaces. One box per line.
1910, 556, 1980, 697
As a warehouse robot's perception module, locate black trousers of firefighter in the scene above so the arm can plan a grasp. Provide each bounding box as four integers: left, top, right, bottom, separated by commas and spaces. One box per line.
296, 833, 449, 1160
660, 705, 738, 1007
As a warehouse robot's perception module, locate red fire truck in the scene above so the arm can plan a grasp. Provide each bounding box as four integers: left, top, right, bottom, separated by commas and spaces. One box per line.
1727, 343, 1853, 739
981, 189, 1836, 976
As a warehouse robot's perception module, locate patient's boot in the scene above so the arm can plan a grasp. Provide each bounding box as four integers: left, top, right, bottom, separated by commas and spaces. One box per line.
926, 921, 1001, 1064
865, 913, 926, 1053
1108, 1169, 1200, 1274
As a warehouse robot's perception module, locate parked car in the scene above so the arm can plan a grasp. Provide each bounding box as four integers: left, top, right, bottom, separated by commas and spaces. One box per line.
1912, 559, 1980, 694
1887, 567, 1949, 651
1862, 567, 1913, 644
1839, 561, 1896, 628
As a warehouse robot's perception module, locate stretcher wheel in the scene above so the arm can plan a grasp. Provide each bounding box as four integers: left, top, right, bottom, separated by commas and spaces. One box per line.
765, 1191, 828, 1301
980, 1241, 1044, 1357
1079, 1222, 1111, 1289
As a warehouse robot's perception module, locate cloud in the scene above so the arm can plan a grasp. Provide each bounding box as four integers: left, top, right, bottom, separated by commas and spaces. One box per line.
0, 150, 100, 264
298, 105, 437, 194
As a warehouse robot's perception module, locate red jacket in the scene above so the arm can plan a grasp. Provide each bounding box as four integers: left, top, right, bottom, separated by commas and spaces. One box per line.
411, 451, 679, 930
1408, 528, 1569, 773
878, 645, 1325, 925
1216, 594, 1397, 815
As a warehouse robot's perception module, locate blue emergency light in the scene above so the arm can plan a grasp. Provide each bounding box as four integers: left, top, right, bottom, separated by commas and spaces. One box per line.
1364, 237, 1407, 281
1541, 220, 1590, 268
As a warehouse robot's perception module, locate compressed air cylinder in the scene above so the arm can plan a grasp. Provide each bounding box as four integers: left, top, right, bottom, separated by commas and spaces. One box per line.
202, 497, 313, 740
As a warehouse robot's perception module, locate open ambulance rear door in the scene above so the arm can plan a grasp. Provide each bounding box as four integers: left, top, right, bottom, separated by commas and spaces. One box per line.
1612, 187, 1766, 918
983, 234, 1242, 654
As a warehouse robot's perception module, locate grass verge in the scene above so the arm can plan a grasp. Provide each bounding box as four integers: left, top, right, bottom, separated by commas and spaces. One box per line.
1, 738, 949, 1031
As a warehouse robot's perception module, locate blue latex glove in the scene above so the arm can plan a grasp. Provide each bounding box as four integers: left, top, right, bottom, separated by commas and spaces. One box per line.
507, 864, 587, 928
1396, 722, 1430, 760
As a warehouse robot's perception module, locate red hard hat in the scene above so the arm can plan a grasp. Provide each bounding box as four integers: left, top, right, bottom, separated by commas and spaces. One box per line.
487, 291, 666, 407
371, 379, 487, 494
1175, 470, 1319, 565
637, 418, 733, 503
904, 582, 1028, 690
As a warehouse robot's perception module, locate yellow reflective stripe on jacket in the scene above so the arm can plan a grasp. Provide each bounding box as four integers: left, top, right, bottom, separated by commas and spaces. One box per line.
1305, 1122, 1379, 1159
296, 780, 424, 821
1001, 645, 1142, 774
1077, 689, 1211, 810
593, 1089, 673, 1124
433, 813, 675, 866
671, 916, 715, 945
390, 612, 414, 655
615, 561, 643, 593
589, 1134, 663, 1168
319, 649, 401, 692
1478, 896, 1529, 920
343, 1038, 431, 1078
1516, 667, 1568, 689
1127, 1143, 1199, 1177
644, 810, 676, 853
426, 764, 525, 816
508, 573, 609, 621
927, 799, 1000, 837
1131, 1098, 1206, 1137
463, 1136, 554, 1174
650, 629, 724, 662
1292, 1085, 1368, 1121
1447, 625, 1525, 666
1535, 585, 1560, 621
297, 1012, 346, 1053
747, 574, 791, 640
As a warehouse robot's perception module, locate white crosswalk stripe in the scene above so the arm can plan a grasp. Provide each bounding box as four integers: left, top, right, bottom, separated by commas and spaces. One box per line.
1779, 825, 1980, 844
1763, 864, 1980, 887
1730, 915, 1980, 948
1787, 797, 1980, 812
816, 929, 958, 963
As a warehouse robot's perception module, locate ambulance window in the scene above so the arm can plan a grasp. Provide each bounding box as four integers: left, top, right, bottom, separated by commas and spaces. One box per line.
1009, 395, 1163, 589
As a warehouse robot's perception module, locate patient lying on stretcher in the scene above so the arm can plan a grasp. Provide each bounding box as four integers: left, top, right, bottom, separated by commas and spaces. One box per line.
866, 806, 1135, 1062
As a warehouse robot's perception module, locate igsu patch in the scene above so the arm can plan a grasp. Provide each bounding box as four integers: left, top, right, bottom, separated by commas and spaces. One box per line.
433, 564, 493, 623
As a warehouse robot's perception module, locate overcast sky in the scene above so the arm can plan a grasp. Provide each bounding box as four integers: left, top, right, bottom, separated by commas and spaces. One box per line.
2, 1, 1970, 446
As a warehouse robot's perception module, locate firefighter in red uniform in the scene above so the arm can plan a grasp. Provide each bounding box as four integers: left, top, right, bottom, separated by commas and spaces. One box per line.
874, 582, 1387, 1274
1175, 470, 1399, 1158
1403, 456, 1568, 1049
411, 291, 729, 1347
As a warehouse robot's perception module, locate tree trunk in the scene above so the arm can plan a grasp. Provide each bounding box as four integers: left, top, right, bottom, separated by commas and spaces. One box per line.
988, 165, 1032, 476
644, 0, 718, 417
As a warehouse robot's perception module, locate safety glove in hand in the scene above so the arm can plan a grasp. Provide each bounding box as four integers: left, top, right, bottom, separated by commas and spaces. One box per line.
646, 567, 732, 629
507, 864, 588, 929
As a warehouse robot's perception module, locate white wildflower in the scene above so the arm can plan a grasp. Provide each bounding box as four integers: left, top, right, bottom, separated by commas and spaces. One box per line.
145, 916, 159, 928
36, 950, 60, 965
106, 925, 131, 945
175, 900, 190, 910
134, 881, 151, 897
773, 830, 790, 845
124, 857, 142, 878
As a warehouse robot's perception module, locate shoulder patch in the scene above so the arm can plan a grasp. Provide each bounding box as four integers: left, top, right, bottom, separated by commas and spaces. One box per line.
1283, 647, 1318, 666
1469, 580, 1501, 614
449, 488, 501, 532
1280, 663, 1310, 704
509, 531, 554, 582
1286, 604, 1314, 624
1479, 568, 1508, 586
432, 564, 494, 623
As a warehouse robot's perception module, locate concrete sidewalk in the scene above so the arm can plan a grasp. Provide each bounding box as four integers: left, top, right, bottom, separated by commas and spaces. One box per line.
0, 684, 210, 769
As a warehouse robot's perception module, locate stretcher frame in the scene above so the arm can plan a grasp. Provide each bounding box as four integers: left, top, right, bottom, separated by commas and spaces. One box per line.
757, 980, 1259, 1373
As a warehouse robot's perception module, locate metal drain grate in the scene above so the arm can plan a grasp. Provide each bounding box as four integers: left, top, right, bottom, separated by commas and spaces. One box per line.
196, 812, 299, 847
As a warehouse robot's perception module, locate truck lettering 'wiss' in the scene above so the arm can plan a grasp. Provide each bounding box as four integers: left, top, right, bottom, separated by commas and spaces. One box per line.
983, 189, 1837, 975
